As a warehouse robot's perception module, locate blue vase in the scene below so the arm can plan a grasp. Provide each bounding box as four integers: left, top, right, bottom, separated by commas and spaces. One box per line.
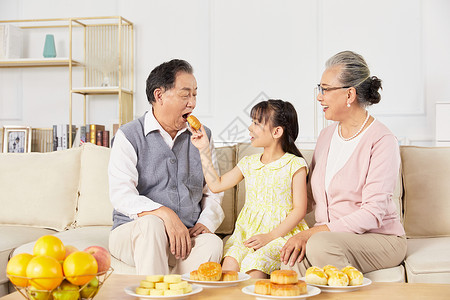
43, 34, 56, 58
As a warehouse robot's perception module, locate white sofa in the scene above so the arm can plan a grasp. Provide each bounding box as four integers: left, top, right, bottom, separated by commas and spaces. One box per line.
1, 143, 449, 296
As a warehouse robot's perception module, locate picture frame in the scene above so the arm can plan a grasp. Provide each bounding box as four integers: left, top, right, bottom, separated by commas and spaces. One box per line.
2, 126, 32, 153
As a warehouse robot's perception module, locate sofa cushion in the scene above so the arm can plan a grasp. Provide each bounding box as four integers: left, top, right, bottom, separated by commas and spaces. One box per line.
214, 145, 237, 235
0, 226, 56, 286
364, 265, 405, 283
405, 237, 450, 283
0, 148, 82, 231
76, 144, 114, 227
401, 146, 450, 238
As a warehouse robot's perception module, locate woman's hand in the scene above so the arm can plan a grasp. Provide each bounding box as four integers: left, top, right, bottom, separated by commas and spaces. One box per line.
190, 125, 210, 151
280, 225, 329, 266
280, 231, 309, 267
244, 233, 273, 251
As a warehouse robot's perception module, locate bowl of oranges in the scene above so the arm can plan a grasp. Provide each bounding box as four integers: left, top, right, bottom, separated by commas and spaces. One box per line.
6, 235, 113, 300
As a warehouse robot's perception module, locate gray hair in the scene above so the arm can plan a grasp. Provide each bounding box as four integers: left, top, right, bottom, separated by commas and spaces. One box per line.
326, 51, 382, 106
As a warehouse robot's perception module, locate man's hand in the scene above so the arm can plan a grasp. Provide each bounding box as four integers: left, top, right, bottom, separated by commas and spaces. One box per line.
280, 231, 308, 267
189, 223, 211, 237
243, 233, 273, 251
141, 207, 191, 260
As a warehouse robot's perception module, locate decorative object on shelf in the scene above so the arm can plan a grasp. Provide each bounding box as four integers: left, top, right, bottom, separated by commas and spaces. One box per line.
0, 24, 23, 59
2, 126, 32, 153
31, 128, 54, 152
43, 34, 56, 58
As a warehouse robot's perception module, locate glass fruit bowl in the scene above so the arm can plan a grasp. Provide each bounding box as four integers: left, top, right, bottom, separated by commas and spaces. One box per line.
8, 267, 113, 300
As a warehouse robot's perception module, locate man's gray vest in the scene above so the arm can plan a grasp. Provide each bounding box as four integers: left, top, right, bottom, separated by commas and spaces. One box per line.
112, 113, 211, 230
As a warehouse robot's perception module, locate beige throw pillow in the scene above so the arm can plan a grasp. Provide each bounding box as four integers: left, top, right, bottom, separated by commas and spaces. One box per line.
76, 143, 114, 227
401, 146, 450, 238
0, 147, 81, 231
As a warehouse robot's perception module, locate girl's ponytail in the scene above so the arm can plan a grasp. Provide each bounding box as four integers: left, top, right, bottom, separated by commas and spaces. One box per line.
279, 101, 303, 159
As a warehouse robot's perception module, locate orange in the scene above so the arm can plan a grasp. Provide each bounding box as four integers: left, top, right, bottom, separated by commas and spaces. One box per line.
33, 235, 66, 261
63, 251, 98, 286
26, 255, 63, 290
6, 253, 33, 287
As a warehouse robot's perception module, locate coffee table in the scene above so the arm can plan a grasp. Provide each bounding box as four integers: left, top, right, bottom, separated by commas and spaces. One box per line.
2, 274, 450, 300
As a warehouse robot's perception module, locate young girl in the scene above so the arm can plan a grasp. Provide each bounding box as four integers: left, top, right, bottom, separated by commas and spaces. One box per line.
190, 99, 309, 279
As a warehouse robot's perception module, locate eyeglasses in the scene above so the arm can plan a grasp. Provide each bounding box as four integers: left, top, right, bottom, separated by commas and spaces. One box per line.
316, 84, 351, 95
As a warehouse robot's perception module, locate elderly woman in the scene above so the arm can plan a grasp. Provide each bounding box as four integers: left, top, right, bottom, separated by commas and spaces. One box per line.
281, 51, 406, 275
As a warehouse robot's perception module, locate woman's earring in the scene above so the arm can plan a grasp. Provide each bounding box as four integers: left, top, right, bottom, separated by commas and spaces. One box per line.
347, 103, 351, 108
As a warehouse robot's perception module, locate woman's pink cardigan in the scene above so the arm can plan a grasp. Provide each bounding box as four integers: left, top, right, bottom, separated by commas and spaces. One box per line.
310, 120, 405, 236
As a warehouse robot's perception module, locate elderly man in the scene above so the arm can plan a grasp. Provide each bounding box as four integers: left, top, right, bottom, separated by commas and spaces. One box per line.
108, 59, 224, 275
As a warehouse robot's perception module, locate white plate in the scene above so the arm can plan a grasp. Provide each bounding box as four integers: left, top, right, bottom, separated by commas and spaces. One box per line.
300, 277, 372, 293
242, 284, 321, 300
181, 272, 251, 288
124, 285, 203, 299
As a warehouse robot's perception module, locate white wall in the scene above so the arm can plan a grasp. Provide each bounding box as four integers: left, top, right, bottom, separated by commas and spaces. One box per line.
1, 0, 449, 146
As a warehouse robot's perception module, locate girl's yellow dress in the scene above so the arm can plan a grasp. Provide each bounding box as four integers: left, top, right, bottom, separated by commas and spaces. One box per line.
223, 152, 309, 274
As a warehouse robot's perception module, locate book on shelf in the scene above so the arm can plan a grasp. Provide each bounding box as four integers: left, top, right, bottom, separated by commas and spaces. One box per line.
80, 125, 87, 144
89, 124, 105, 144
102, 130, 110, 148
95, 129, 111, 148
52, 125, 58, 151
96, 130, 103, 146
54, 124, 76, 151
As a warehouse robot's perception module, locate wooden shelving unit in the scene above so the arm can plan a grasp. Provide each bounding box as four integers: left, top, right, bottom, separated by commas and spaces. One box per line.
0, 16, 134, 147
0, 58, 82, 68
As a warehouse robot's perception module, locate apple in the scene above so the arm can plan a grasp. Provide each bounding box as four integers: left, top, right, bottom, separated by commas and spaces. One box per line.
80, 277, 99, 299
83, 246, 111, 273
27, 286, 53, 300
64, 245, 79, 259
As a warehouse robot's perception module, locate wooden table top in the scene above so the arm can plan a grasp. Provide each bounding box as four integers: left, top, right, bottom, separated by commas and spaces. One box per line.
3, 274, 450, 300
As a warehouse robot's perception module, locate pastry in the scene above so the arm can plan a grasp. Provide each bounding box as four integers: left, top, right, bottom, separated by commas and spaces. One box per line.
341, 265, 357, 273
254, 279, 272, 295
305, 266, 328, 285
197, 262, 222, 281
271, 283, 301, 296
135, 287, 150, 295
270, 270, 298, 284
169, 281, 188, 290
187, 115, 201, 130
139, 280, 154, 288
146, 275, 163, 282
342, 268, 364, 286
136, 274, 191, 295
190, 270, 199, 280
221, 270, 239, 281
155, 282, 169, 290
296, 280, 308, 295
327, 271, 349, 287
163, 274, 181, 283
323, 265, 339, 277
149, 289, 164, 296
